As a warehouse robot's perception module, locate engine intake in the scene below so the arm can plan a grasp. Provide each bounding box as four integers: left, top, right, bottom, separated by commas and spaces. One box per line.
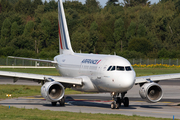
41, 81, 64, 102
139, 82, 163, 103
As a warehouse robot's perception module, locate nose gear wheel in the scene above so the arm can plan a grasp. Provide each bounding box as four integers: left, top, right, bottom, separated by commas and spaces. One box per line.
111, 92, 129, 109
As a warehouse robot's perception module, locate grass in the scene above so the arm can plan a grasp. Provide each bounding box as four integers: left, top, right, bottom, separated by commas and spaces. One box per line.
134, 68, 180, 77
0, 68, 180, 120
0, 106, 175, 120
0, 85, 90, 99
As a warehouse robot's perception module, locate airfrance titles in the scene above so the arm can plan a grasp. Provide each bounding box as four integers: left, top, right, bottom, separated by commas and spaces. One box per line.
81, 59, 101, 64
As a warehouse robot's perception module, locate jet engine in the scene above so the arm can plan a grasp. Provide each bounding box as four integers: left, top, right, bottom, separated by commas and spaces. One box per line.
139, 82, 163, 103
41, 81, 64, 102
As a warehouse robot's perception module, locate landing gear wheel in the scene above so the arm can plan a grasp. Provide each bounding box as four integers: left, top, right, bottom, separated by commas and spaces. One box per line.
123, 97, 129, 107
115, 97, 121, 109
117, 97, 121, 105
111, 102, 115, 109
51, 102, 57, 106
115, 102, 119, 109
59, 97, 65, 106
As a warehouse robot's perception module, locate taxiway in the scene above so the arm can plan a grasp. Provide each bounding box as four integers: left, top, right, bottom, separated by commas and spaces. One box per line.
0, 77, 180, 119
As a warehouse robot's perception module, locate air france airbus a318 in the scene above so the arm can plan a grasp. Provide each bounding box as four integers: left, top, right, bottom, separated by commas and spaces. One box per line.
1, 0, 180, 109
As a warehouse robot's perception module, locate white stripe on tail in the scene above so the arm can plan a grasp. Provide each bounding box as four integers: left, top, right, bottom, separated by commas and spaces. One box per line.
58, 0, 74, 54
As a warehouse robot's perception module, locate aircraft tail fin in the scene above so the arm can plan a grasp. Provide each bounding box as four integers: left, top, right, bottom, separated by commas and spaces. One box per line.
58, 0, 74, 54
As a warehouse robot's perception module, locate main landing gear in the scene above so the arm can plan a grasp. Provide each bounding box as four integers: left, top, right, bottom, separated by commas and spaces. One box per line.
110, 92, 129, 109
51, 96, 65, 106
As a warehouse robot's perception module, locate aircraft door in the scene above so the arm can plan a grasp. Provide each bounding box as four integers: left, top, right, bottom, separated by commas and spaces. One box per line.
97, 59, 107, 79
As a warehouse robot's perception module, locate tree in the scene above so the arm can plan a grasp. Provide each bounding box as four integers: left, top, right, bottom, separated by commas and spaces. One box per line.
113, 18, 125, 52
175, 0, 180, 13
106, 0, 118, 6
11, 22, 19, 39
24, 0, 33, 15
44, 0, 57, 12
23, 21, 34, 37
85, 0, 100, 13
0, 0, 13, 12
32, 0, 42, 9
71, 26, 89, 52
124, 0, 150, 7
89, 21, 98, 53
126, 21, 136, 40
14, 0, 25, 14
128, 37, 152, 55
137, 23, 146, 37
1, 18, 11, 47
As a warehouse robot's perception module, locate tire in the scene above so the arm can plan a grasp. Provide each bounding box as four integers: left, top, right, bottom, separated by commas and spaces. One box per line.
111, 102, 115, 109
59, 97, 65, 106
123, 97, 129, 107
116, 97, 121, 108
51, 102, 57, 106
115, 103, 119, 109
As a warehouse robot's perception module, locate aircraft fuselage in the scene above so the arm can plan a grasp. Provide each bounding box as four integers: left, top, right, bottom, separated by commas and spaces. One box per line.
54, 53, 136, 93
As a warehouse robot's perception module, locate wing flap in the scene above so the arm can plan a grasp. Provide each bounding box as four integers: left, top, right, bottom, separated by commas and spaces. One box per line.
135, 73, 180, 84
0, 71, 82, 85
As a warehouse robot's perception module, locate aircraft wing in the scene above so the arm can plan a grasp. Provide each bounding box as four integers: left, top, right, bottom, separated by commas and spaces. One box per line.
8, 56, 57, 64
0, 71, 82, 86
135, 73, 180, 84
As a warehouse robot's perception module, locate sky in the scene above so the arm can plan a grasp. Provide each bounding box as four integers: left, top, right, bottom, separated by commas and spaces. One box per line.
43, 0, 160, 7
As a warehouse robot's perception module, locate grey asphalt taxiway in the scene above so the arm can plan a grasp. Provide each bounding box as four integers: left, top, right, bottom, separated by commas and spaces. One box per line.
0, 77, 180, 119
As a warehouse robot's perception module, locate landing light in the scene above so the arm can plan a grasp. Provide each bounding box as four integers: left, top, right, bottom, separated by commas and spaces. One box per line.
6, 94, 12, 97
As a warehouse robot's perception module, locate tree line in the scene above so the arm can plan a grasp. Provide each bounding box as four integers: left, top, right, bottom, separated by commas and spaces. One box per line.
0, 0, 180, 59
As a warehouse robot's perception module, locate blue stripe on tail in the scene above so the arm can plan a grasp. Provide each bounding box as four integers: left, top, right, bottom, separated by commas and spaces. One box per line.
58, 1, 69, 50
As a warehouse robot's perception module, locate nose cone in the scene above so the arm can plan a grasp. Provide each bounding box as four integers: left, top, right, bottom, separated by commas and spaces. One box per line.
121, 71, 136, 90
112, 71, 136, 92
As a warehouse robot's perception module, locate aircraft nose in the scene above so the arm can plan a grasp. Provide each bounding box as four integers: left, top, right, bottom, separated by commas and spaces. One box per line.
121, 72, 135, 89
116, 71, 135, 91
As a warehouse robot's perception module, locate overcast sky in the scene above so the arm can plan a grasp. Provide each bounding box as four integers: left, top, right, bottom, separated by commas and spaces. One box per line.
43, 0, 160, 7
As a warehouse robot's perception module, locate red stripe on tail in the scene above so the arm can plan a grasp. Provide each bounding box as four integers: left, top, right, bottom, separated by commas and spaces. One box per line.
58, 23, 63, 49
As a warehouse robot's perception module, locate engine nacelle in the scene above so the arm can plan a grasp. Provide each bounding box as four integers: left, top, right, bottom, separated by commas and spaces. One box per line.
41, 81, 64, 102
72, 76, 97, 92
139, 82, 163, 103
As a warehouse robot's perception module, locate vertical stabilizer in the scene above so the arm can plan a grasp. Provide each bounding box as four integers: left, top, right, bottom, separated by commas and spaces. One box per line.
58, 0, 74, 54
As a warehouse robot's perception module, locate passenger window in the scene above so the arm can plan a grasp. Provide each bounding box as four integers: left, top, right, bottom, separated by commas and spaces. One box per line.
107, 66, 112, 71
117, 66, 124, 71
125, 66, 132, 71
111, 66, 115, 71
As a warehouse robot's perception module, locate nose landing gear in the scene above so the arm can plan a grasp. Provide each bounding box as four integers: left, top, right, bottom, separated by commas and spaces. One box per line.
111, 92, 129, 109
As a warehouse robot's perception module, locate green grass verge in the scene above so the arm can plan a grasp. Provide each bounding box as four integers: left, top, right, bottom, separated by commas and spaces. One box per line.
0, 85, 90, 99
0, 106, 174, 120
134, 68, 180, 77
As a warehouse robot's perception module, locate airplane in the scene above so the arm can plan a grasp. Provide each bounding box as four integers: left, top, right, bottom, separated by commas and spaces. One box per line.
1, 0, 180, 109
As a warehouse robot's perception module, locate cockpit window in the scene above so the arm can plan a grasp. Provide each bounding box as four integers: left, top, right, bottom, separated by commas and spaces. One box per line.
111, 66, 115, 71
107, 66, 112, 71
117, 66, 124, 71
107, 66, 132, 71
125, 66, 132, 71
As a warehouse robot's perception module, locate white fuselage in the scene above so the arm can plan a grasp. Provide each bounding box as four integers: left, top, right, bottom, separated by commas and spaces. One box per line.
54, 53, 136, 93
